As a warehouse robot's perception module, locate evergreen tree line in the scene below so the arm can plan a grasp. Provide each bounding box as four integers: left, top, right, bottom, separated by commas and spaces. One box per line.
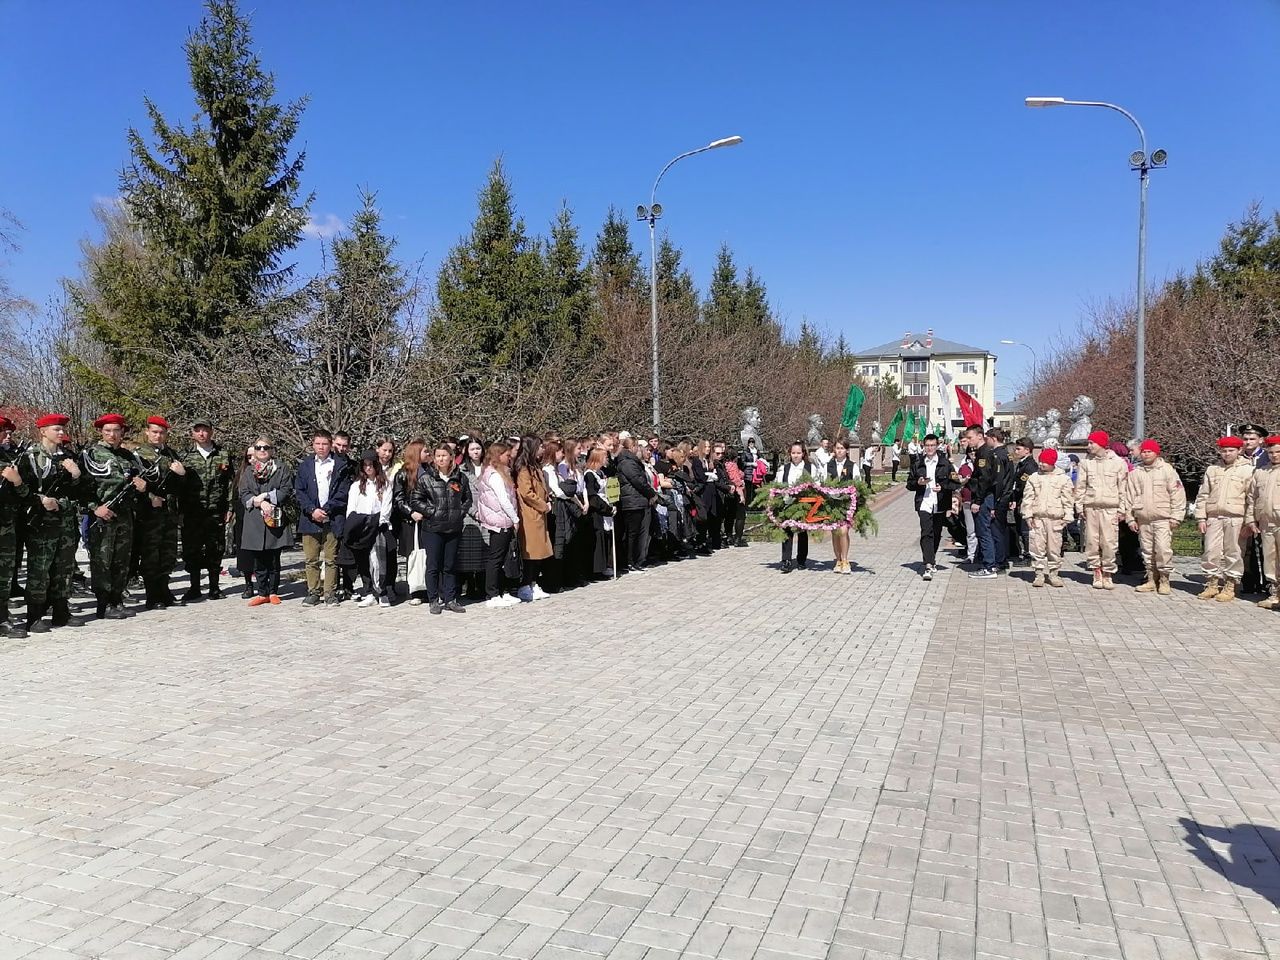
1024, 203, 1280, 469
0, 0, 879, 457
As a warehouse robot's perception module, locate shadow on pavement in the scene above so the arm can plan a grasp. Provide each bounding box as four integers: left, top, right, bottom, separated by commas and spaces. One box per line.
1180, 817, 1280, 908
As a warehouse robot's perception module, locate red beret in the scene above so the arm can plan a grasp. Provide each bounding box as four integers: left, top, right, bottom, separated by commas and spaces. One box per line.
1087, 430, 1110, 447
1217, 436, 1244, 449
35, 414, 69, 429
93, 414, 126, 429
0, 416, 13, 431
147, 416, 170, 429
1038, 448, 1058, 466
1266, 436, 1280, 447
1139, 439, 1161, 455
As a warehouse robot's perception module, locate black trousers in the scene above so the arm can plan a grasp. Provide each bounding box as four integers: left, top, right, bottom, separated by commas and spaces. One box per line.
423, 530, 459, 602
918, 511, 945, 566
618, 508, 647, 572
891, 461, 900, 482
782, 530, 808, 564
862, 465, 872, 486
1243, 533, 1264, 593
251, 549, 281, 597
485, 528, 514, 599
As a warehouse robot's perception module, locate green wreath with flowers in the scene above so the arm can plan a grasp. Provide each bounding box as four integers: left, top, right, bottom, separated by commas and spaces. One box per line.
750, 477, 878, 537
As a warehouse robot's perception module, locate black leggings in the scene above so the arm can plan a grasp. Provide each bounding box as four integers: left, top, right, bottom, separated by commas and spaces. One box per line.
252, 549, 281, 597
485, 528, 514, 599
618, 508, 647, 572
782, 530, 808, 564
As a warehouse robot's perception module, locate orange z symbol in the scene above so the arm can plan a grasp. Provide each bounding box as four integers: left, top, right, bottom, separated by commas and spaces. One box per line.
799, 496, 824, 522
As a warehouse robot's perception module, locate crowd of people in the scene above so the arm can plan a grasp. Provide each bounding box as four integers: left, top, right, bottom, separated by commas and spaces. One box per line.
0, 413, 792, 637
894, 422, 1280, 607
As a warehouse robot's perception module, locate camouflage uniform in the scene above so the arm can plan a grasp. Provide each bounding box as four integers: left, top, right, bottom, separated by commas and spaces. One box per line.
135, 441, 186, 607
83, 441, 142, 617
18, 443, 85, 631
180, 443, 233, 599
0, 446, 34, 636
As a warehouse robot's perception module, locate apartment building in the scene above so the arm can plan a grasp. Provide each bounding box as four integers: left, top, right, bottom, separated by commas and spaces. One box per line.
853, 330, 998, 431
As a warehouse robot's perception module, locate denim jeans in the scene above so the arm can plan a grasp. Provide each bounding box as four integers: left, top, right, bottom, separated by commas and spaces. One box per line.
977, 495, 1007, 568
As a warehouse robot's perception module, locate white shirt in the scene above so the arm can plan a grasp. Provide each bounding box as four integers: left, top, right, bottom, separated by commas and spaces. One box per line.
346, 481, 393, 525
861, 447, 875, 467
196, 444, 214, 460
314, 455, 334, 507
919, 455, 940, 513
810, 447, 832, 473
778, 461, 808, 485
891, 443, 901, 462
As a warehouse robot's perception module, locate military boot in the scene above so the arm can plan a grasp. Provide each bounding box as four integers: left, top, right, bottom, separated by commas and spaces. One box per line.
205, 569, 222, 600
1214, 580, 1237, 604
1, 615, 29, 639
1156, 575, 1172, 596
1135, 573, 1158, 593
1259, 588, 1279, 610
25, 602, 51, 634
1032, 571, 1046, 588
1197, 577, 1221, 600
51, 600, 84, 628
1091, 568, 1105, 589
1047, 571, 1065, 588
144, 581, 165, 610
183, 569, 203, 604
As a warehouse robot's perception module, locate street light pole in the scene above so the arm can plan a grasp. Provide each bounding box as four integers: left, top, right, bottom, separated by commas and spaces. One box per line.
637, 136, 743, 432
999, 339, 1038, 384
1025, 97, 1165, 438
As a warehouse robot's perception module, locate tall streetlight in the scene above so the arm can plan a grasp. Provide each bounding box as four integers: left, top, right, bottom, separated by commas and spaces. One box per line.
1024, 97, 1166, 438
999, 339, 1038, 383
637, 136, 743, 431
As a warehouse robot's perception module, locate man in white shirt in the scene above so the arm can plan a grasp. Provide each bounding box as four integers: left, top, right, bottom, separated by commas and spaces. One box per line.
908, 434, 958, 581
810, 438, 832, 476
295, 430, 352, 606
860, 444, 876, 486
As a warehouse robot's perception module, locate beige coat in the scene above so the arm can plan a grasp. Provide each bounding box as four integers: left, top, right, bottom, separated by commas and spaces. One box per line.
1246, 463, 1280, 528
515, 467, 553, 560
1123, 458, 1187, 524
1021, 470, 1075, 520
1194, 458, 1254, 520
1074, 449, 1129, 510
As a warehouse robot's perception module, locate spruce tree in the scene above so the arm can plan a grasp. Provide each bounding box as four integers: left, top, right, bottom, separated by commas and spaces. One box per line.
655, 236, 698, 321
591, 206, 646, 305
702, 243, 742, 330
543, 204, 593, 353
69, 0, 309, 412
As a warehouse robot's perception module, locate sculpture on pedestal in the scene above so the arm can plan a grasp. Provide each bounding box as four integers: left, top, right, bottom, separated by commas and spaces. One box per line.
1064, 395, 1095, 445
739, 406, 764, 453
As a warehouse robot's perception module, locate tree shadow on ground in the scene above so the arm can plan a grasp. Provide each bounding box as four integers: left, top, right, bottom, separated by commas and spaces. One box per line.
1179, 817, 1280, 908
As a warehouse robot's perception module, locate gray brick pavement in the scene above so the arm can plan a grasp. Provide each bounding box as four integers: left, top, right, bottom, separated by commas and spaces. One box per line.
2, 492, 1279, 958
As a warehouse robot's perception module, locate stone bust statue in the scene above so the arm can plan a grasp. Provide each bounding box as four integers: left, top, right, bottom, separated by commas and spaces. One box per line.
805, 413, 825, 449
870, 419, 883, 445
739, 406, 763, 453
1044, 408, 1062, 446
1064, 395, 1095, 445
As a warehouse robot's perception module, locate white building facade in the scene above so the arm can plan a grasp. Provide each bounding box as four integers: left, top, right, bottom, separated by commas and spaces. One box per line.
853, 330, 998, 432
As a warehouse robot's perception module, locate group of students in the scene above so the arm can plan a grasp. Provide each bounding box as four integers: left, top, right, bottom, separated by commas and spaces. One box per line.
896, 422, 1280, 605
232, 428, 778, 614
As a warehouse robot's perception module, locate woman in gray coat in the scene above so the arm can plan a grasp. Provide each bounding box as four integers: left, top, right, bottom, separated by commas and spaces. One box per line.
238, 437, 295, 606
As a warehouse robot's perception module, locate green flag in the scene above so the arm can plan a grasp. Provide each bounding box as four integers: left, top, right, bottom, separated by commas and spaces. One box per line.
881, 408, 903, 447
903, 409, 916, 445
841, 384, 865, 433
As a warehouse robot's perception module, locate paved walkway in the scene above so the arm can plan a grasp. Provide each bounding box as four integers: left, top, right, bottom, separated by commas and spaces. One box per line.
2, 493, 1279, 959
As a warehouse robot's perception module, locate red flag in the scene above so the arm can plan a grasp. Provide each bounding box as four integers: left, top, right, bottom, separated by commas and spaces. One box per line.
955, 386, 984, 427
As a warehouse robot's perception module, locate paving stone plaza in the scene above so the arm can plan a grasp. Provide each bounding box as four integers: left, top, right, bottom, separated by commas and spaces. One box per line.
2, 491, 1279, 959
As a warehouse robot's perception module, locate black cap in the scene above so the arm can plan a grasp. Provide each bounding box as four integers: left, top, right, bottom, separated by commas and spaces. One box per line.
1237, 423, 1267, 437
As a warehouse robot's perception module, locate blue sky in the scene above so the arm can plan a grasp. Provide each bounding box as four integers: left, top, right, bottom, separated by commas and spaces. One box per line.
2, 1, 1278, 395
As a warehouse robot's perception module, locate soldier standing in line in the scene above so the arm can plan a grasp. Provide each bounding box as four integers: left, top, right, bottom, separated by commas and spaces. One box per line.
1194, 435, 1255, 604
1238, 424, 1268, 595
0, 419, 33, 638
0, 415, 28, 603
179, 418, 233, 602
83, 414, 147, 620
1020, 447, 1075, 588
1073, 429, 1129, 590
19, 414, 87, 633
1245, 435, 1280, 610
134, 416, 187, 609
1123, 439, 1187, 596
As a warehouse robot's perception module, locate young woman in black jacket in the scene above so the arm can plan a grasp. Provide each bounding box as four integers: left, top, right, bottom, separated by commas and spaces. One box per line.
827, 438, 856, 574
408, 443, 473, 615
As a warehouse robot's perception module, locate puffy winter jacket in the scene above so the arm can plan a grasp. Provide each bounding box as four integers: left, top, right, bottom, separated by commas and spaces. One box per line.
409, 467, 472, 534
1194, 458, 1254, 520
614, 450, 655, 511
1123, 458, 1187, 524
1074, 449, 1128, 510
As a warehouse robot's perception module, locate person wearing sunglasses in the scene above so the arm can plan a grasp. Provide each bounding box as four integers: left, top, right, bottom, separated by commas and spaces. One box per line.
238, 438, 294, 606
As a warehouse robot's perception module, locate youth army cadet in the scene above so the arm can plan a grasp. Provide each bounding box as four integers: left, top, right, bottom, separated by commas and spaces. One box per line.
1123, 439, 1187, 596
1020, 447, 1075, 588
18, 414, 87, 634
0, 417, 33, 638
1239, 423, 1269, 595
1194, 435, 1254, 604
179, 418, 233, 602
1245, 435, 1280, 610
83, 414, 147, 620
134, 416, 187, 609
1074, 429, 1129, 590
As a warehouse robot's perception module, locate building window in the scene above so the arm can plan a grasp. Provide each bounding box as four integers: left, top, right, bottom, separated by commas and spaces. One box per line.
958, 383, 977, 396
860, 364, 879, 377
908, 383, 929, 396
904, 360, 928, 373
959, 361, 977, 375
888, 363, 898, 374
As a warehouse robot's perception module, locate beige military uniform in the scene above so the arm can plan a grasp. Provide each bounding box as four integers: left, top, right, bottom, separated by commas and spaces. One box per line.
1123, 457, 1187, 576
1074, 449, 1128, 574
1246, 462, 1280, 584
1194, 457, 1254, 582
1021, 469, 1075, 573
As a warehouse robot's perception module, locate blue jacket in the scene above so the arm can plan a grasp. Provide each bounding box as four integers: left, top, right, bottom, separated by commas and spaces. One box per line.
295, 453, 353, 537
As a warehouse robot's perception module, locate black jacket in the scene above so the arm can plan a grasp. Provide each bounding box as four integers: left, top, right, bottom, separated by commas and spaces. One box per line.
614, 450, 655, 511
1009, 455, 1038, 509
409, 467, 472, 534
907, 454, 960, 513
969, 443, 1009, 505
828, 459, 856, 482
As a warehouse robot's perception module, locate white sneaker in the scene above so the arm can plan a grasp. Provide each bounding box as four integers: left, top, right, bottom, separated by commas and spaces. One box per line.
516, 585, 533, 603
530, 585, 550, 601
357, 595, 376, 608
378, 596, 391, 608
485, 595, 515, 609
408, 597, 423, 607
